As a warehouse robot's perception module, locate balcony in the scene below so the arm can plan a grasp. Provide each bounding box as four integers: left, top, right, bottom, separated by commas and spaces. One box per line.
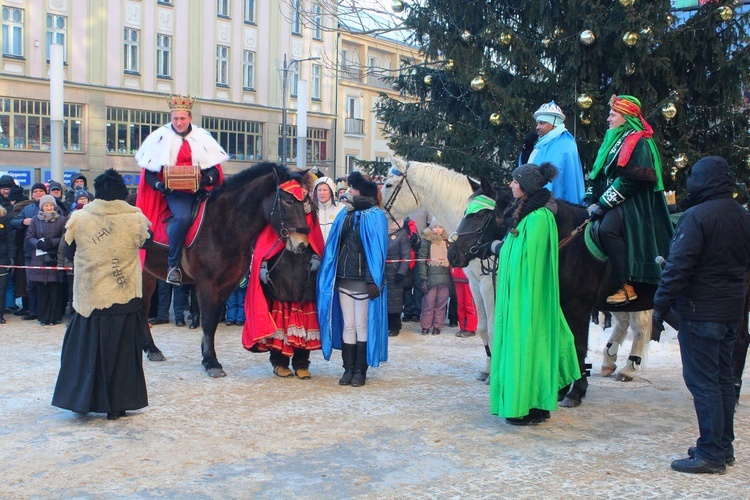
344, 117, 365, 136
366, 73, 392, 90
341, 66, 363, 83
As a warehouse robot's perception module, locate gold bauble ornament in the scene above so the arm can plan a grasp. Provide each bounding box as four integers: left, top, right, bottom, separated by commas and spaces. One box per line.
674, 154, 689, 169
445, 124, 454, 132
717, 6, 734, 21
470, 75, 486, 91
661, 102, 677, 120
423, 75, 433, 86
579, 112, 592, 126
489, 113, 502, 126
436, 150, 443, 159
541, 38, 552, 48
461, 30, 472, 43
577, 94, 593, 110
391, 0, 405, 13
622, 32, 639, 47
499, 32, 513, 46
579, 30, 596, 46
625, 63, 636, 76
667, 14, 675, 25
619, 0, 634, 7
553, 28, 564, 38
444, 59, 456, 72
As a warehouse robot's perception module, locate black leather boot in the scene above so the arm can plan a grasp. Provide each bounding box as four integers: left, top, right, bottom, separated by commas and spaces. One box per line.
351, 341, 368, 387
339, 343, 356, 385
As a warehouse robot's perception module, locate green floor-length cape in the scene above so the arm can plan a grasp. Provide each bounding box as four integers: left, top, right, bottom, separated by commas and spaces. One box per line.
489, 207, 580, 418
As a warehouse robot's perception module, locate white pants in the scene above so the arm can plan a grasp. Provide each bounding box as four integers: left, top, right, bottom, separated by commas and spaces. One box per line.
338, 287, 369, 343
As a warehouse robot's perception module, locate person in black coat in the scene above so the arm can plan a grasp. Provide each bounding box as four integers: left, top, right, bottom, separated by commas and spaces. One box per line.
0, 205, 16, 323
653, 156, 750, 475
385, 219, 410, 336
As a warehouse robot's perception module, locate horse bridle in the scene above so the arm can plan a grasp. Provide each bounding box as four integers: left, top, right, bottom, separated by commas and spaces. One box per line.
269, 179, 309, 240
382, 162, 419, 227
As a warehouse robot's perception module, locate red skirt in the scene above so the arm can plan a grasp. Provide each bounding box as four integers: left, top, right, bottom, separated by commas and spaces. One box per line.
250, 301, 321, 357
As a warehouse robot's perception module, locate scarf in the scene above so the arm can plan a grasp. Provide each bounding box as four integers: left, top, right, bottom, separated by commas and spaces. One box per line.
528, 124, 567, 164
590, 95, 664, 191
424, 228, 449, 267
37, 210, 59, 222
503, 189, 553, 235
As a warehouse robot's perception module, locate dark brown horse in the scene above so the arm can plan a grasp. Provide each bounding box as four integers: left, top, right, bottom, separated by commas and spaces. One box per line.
449, 178, 750, 405
137, 162, 312, 377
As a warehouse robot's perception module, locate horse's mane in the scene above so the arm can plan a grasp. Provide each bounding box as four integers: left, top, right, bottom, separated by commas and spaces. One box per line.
213, 162, 288, 195
407, 161, 474, 220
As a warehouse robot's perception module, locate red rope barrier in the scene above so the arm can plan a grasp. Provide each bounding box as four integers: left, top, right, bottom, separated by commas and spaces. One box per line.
0, 264, 73, 271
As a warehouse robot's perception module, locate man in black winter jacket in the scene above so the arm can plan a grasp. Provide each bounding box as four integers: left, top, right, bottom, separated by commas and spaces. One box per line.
653, 156, 750, 475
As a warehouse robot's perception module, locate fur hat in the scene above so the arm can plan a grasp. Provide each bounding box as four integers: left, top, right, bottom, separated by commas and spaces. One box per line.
39, 194, 57, 209
94, 169, 129, 201
512, 162, 558, 196
0, 175, 15, 189
8, 185, 26, 203
533, 101, 566, 126
31, 182, 48, 194
347, 171, 379, 199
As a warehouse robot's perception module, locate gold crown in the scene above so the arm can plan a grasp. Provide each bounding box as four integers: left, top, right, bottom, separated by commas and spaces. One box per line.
166, 93, 196, 111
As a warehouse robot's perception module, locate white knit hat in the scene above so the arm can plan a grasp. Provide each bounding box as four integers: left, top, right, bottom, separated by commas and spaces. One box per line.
533, 101, 566, 126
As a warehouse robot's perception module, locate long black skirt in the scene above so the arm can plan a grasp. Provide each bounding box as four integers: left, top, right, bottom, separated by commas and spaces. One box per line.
52, 298, 148, 414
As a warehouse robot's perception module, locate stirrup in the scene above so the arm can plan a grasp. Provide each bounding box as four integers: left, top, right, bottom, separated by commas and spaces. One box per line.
166, 266, 182, 285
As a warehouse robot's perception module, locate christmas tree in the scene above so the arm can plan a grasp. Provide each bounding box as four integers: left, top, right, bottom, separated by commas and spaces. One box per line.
378, 0, 750, 197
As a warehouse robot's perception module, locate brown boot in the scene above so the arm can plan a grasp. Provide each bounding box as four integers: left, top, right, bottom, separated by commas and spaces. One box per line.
606, 283, 637, 305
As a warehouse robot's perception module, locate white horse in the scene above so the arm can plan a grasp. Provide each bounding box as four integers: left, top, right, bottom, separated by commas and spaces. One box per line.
601, 310, 653, 381
382, 157, 495, 380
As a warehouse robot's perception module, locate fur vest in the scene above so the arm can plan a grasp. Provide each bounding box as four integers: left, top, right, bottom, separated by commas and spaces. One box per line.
65, 199, 151, 317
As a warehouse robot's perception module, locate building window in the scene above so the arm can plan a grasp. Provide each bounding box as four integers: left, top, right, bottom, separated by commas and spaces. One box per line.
217, 0, 230, 18
202, 117, 263, 161
277, 125, 327, 165
312, 4, 322, 40
106, 107, 168, 155
156, 34, 171, 78
157, 0, 173, 5
311, 64, 321, 100
46, 14, 66, 62
289, 66, 299, 98
2, 7, 23, 57
345, 155, 358, 175
243, 0, 255, 23
216, 45, 229, 85
123, 28, 140, 73
242, 50, 255, 90
0, 97, 83, 151
291, 0, 301, 35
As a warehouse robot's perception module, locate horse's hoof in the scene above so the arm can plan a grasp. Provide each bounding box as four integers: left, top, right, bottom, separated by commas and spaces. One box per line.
206, 367, 227, 378
476, 372, 489, 382
559, 396, 582, 408
600, 366, 616, 377
147, 351, 166, 362
614, 372, 634, 382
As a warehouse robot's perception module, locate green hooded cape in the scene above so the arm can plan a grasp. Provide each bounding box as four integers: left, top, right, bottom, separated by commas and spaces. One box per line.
490, 207, 580, 418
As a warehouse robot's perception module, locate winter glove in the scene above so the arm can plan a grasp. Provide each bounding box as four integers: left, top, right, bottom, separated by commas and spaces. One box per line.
199, 171, 215, 189
259, 262, 269, 284
421, 282, 429, 294
652, 310, 665, 337
154, 181, 171, 195
308, 254, 321, 273
366, 283, 380, 300
489, 240, 503, 255
409, 233, 421, 251
37, 239, 54, 252
394, 273, 405, 284
587, 203, 606, 221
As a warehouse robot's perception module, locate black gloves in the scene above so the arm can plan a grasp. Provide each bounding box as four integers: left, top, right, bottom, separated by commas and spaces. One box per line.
154, 181, 171, 195
409, 233, 421, 251
588, 203, 606, 221
366, 283, 380, 300
394, 273, 405, 284
199, 171, 215, 189
37, 239, 55, 252
652, 310, 665, 336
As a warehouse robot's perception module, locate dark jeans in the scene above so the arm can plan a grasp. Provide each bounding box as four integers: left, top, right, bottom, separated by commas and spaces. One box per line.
678, 319, 738, 465
174, 283, 198, 320
156, 279, 173, 321
165, 191, 194, 268
599, 205, 626, 286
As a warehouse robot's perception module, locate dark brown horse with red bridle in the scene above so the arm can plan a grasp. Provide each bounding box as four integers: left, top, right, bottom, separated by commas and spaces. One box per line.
136, 162, 313, 377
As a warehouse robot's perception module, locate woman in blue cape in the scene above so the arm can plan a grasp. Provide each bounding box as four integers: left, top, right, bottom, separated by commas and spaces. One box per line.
317, 171, 388, 387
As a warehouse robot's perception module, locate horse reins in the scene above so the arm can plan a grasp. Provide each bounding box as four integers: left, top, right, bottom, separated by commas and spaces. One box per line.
382, 162, 419, 228
558, 217, 592, 250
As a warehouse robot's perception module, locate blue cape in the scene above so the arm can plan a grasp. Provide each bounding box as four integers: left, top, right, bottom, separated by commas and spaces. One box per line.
317, 206, 389, 367
519, 130, 585, 205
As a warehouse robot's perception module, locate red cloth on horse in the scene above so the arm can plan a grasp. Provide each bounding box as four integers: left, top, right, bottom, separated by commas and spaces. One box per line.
136, 139, 223, 263
242, 212, 325, 353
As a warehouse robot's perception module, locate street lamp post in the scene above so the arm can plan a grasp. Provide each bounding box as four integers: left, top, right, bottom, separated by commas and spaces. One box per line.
280, 54, 321, 166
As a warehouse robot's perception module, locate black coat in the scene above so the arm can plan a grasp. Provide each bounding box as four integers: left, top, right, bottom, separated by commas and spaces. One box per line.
654, 158, 750, 323
0, 213, 16, 265
385, 226, 410, 314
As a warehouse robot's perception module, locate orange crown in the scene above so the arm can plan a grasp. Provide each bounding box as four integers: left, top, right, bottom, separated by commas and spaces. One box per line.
166, 94, 196, 111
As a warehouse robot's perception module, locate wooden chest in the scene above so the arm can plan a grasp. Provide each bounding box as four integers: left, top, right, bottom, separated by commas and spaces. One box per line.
163, 164, 200, 193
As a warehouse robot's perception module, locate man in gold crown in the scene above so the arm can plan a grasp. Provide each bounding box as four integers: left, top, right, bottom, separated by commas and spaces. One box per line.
135, 94, 229, 284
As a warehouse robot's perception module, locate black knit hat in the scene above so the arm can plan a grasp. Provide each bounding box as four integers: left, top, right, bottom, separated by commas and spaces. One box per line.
31, 182, 48, 194
94, 169, 129, 201
0, 175, 15, 189
347, 171, 379, 199
512, 162, 558, 196
8, 185, 26, 202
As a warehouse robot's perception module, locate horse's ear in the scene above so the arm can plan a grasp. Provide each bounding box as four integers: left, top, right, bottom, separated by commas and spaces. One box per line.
480, 176, 496, 197
468, 176, 480, 192
391, 155, 406, 170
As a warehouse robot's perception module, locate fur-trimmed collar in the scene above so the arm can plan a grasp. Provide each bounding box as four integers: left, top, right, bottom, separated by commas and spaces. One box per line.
81, 199, 143, 216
